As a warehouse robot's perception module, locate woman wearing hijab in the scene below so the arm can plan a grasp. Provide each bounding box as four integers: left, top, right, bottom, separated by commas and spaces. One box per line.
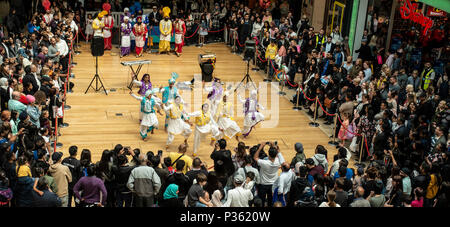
160, 184, 184, 207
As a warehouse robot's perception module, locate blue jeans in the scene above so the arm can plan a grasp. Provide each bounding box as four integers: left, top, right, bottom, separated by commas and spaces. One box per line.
195, 201, 208, 207
116, 192, 132, 207
272, 187, 286, 206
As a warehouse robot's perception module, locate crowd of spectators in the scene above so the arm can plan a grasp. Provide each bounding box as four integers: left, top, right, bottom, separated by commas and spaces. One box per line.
0, 0, 448, 208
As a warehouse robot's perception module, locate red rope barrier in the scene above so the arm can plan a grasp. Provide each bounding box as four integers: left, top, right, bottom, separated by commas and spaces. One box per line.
317, 98, 336, 116
77, 25, 92, 41
236, 36, 245, 47
208, 27, 225, 33
185, 25, 200, 39
286, 79, 298, 88
257, 54, 267, 63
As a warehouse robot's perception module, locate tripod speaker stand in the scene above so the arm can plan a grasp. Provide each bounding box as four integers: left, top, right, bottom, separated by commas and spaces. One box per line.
235, 59, 256, 91
85, 56, 108, 95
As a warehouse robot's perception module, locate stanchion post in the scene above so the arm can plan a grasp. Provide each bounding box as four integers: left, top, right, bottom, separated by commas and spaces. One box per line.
52, 116, 63, 149
264, 60, 272, 82
309, 98, 320, 127
252, 48, 259, 71
293, 87, 301, 110
279, 72, 286, 96
328, 114, 339, 146
359, 134, 365, 164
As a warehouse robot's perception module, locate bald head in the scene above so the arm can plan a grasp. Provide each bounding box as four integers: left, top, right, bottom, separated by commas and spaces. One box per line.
12, 91, 21, 100
178, 143, 187, 153
138, 154, 147, 166
356, 186, 365, 198
1, 110, 10, 121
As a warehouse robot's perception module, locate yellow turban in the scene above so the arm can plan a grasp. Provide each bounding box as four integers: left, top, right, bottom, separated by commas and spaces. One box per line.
98, 10, 107, 18
162, 7, 171, 18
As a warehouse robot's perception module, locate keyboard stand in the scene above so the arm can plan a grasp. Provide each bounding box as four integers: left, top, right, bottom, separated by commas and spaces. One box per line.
127, 64, 145, 90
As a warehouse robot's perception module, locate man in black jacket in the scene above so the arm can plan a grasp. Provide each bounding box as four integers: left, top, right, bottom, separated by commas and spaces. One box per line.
355, 40, 373, 63
115, 154, 135, 207
22, 65, 40, 94
32, 177, 62, 207
210, 139, 235, 187
61, 146, 81, 207
288, 165, 312, 207
186, 157, 208, 186
237, 14, 252, 54
149, 154, 169, 203
162, 160, 190, 204
148, 5, 162, 27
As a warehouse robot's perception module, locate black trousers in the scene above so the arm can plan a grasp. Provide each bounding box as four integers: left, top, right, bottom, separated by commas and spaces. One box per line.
133, 194, 154, 207
256, 184, 273, 207
67, 188, 74, 207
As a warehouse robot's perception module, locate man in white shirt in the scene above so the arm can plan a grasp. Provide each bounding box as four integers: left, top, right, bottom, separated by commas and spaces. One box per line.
56, 36, 69, 57
55, 35, 69, 72
329, 147, 352, 177
223, 175, 253, 207
253, 142, 285, 207
272, 163, 295, 206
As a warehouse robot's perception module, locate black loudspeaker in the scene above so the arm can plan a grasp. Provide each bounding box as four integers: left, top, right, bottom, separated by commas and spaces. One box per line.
244, 40, 256, 60
91, 36, 104, 56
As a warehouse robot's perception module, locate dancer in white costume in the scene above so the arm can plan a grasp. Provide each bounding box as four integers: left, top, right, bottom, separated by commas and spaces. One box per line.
204, 78, 223, 118
215, 91, 242, 142
189, 103, 221, 156
164, 96, 192, 150
159, 73, 184, 131
238, 90, 265, 137
130, 89, 163, 140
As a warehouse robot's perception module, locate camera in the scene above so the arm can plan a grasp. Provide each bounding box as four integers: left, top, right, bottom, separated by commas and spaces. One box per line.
266, 142, 270, 145
157, 150, 163, 157
123, 146, 131, 155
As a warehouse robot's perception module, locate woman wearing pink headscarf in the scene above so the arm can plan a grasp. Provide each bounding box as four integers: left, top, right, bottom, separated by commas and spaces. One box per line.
26, 95, 42, 128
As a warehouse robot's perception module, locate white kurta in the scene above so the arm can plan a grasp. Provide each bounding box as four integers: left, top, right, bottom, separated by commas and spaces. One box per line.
216, 101, 241, 139
121, 23, 131, 47
190, 110, 221, 154
239, 95, 265, 132
164, 103, 192, 145
103, 16, 113, 38
204, 85, 223, 118
160, 20, 172, 42
131, 94, 160, 127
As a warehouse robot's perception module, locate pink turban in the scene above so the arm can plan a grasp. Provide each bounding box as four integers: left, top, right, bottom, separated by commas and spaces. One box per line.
26, 95, 36, 104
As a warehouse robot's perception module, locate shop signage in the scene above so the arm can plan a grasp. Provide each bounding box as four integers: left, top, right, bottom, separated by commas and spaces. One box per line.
427, 7, 447, 17
399, 0, 433, 35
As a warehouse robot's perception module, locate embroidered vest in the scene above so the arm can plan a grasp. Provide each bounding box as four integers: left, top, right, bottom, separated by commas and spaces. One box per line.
162, 86, 178, 104
140, 97, 155, 114
195, 111, 210, 126
169, 103, 183, 119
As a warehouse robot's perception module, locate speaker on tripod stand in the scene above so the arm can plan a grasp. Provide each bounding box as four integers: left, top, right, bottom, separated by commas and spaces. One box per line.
85, 35, 108, 95
244, 40, 255, 61
244, 40, 259, 71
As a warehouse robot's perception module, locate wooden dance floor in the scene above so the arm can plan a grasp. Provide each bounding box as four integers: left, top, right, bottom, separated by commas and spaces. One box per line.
59, 43, 351, 168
